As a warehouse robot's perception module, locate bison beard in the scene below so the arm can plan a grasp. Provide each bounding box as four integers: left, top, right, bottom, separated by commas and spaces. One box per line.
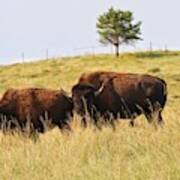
72, 71, 167, 128
0, 88, 73, 133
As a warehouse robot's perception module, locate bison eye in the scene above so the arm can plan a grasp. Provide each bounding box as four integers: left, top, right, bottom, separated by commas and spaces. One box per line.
84, 91, 94, 98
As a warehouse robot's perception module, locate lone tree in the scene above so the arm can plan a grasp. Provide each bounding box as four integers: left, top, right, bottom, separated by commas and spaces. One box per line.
96, 7, 142, 57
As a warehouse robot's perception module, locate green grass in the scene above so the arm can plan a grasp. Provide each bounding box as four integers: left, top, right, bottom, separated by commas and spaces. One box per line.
0, 51, 180, 179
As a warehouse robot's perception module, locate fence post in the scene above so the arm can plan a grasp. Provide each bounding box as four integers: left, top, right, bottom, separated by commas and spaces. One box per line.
46, 49, 49, 60
149, 41, 153, 52
21, 52, 26, 84
22, 52, 25, 63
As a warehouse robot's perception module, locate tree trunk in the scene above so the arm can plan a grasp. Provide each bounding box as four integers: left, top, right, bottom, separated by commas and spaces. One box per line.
115, 43, 119, 57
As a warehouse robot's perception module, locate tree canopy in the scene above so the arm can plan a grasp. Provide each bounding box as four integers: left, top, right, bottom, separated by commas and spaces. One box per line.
96, 7, 142, 57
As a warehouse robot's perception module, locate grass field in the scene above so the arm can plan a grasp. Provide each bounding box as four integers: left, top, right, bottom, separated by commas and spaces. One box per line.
0, 51, 180, 180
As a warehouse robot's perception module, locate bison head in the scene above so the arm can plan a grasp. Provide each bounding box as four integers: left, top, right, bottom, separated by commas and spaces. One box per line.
72, 83, 105, 115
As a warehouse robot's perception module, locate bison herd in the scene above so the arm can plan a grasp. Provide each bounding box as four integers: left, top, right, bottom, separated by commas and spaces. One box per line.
0, 71, 167, 133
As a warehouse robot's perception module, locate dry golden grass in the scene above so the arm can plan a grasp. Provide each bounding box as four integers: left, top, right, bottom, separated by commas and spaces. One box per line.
0, 51, 180, 179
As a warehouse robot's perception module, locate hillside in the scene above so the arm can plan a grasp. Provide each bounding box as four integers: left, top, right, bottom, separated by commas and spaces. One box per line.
0, 51, 180, 180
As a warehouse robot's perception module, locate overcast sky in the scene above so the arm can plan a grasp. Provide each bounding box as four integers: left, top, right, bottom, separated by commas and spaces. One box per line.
0, 0, 180, 64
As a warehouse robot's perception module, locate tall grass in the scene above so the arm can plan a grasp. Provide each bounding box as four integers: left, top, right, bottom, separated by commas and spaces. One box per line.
0, 51, 180, 179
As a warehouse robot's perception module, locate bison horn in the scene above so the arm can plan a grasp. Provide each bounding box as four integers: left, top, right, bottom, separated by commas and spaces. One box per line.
94, 83, 105, 96
94, 76, 116, 96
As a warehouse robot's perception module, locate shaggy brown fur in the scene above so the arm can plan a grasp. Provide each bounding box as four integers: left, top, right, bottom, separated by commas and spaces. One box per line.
72, 71, 167, 127
0, 88, 73, 133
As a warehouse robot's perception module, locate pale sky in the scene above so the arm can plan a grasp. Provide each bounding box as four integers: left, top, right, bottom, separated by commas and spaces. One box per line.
0, 0, 180, 64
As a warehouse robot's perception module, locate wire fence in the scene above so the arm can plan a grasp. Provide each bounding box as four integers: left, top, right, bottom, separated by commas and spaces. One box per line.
1, 42, 176, 65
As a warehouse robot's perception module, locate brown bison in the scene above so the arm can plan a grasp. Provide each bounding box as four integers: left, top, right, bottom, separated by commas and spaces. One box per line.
0, 88, 73, 133
72, 71, 167, 127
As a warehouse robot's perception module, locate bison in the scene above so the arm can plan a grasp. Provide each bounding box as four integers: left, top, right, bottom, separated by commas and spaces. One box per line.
72, 71, 167, 127
0, 88, 73, 133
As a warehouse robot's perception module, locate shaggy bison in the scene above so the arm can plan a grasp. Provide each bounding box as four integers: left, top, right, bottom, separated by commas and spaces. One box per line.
0, 88, 73, 133
72, 71, 167, 127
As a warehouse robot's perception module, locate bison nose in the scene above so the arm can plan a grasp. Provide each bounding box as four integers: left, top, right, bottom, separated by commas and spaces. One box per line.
73, 100, 84, 114
72, 98, 80, 109
73, 103, 79, 111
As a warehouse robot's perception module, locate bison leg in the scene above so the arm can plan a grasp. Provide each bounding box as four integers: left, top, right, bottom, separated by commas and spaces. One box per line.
129, 119, 135, 127
81, 117, 87, 128
33, 121, 45, 133
145, 110, 164, 127
104, 115, 116, 130
63, 122, 71, 131
108, 118, 116, 130
129, 113, 138, 127
154, 111, 164, 127
157, 110, 164, 127
145, 112, 154, 124
57, 121, 71, 131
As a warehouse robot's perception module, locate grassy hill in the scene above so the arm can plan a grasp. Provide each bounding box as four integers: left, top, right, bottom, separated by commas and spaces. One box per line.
0, 51, 180, 180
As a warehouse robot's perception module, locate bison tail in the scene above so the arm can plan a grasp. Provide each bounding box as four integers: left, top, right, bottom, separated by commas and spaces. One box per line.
160, 79, 167, 109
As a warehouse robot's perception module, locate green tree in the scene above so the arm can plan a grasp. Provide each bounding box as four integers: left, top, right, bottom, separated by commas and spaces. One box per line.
96, 7, 142, 57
